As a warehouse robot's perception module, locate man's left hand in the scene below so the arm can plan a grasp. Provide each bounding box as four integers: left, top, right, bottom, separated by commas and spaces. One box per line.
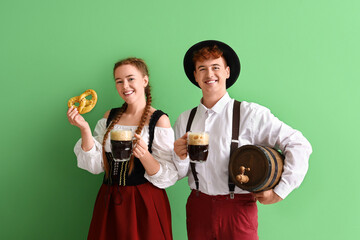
252, 189, 283, 205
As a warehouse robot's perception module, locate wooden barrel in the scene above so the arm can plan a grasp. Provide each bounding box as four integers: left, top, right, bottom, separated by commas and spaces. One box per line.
229, 145, 284, 192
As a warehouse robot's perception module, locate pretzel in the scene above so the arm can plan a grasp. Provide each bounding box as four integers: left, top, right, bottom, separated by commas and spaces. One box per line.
68, 89, 97, 114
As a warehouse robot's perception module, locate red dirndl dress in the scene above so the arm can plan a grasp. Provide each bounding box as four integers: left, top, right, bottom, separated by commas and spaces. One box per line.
87, 109, 173, 240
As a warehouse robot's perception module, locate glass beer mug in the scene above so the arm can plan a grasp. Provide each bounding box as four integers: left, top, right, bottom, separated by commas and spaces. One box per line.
110, 129, 133, 162
187, 132, 209, 163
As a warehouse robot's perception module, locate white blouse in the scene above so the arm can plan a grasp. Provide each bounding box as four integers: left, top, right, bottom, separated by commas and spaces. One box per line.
74, 118, 178, 189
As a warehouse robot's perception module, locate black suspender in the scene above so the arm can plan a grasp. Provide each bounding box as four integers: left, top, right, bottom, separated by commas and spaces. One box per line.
186, 100, 241, 197
229, 100, 241, 198
186, 107, 199, 192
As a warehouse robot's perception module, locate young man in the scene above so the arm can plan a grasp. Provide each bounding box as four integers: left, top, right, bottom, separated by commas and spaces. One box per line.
173, 40, 312, 240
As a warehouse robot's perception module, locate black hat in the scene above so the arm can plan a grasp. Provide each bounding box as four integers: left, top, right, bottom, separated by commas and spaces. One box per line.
183, 40, 241, 89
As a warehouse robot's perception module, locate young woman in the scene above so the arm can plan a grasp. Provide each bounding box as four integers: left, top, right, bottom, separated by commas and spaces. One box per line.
67, 57, 177, 240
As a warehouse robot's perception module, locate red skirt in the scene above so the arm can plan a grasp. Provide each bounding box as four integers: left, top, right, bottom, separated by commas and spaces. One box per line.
87, 182, 173, 240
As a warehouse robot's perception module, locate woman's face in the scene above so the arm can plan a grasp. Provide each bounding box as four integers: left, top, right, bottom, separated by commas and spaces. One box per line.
114, 64, 149, 105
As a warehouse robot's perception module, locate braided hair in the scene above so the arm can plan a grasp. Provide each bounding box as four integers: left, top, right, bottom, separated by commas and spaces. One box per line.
102, 57, 152, 178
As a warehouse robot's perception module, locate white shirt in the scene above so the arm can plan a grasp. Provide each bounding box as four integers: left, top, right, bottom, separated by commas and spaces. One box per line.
173, 93, 312, 199
74, 118, 178, 189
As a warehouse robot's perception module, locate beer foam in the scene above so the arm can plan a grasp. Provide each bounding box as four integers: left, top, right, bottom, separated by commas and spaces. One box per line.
111, 130, 133, 141
188, 132, 209, 145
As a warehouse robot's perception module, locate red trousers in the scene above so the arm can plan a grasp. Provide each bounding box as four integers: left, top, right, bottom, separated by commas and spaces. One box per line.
186, 190, 258, 240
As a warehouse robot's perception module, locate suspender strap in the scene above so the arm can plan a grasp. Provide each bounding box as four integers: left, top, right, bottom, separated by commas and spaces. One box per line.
186, 108, 197, 133
231, 100, 241, 155
190, 163, 199, 192
229, 100, 241, 199
186, 107, 199, 192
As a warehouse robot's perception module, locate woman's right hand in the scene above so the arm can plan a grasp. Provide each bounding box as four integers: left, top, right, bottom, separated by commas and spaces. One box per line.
67, 106, 90, 130
67, 106, 94, 152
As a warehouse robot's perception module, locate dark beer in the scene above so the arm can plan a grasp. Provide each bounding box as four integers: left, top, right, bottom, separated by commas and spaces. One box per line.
111, 140, 132, 160
110, 130, 133, 162
188, 144, 209, 162
188, 132, 209, 163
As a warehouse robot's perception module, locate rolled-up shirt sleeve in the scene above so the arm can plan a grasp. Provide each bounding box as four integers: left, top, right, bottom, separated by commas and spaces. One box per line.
74, 118, 107, 175
144, 127, 178, 189
251, 104, 312, 199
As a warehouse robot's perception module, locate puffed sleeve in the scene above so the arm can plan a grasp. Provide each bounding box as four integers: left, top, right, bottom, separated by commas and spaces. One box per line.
250, 103, 312, 199
74, 118, 107, 174
144, 127, 178, 189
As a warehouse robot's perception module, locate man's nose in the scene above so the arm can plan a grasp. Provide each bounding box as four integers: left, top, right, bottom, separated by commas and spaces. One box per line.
206, 69, 214, 78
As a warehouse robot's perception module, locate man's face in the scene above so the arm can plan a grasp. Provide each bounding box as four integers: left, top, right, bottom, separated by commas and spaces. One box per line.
193, 57, 230, 95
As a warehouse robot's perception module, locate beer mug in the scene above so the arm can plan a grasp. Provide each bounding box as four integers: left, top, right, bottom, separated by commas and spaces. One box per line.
110, 129, 133, 162
187, 132, 209, 163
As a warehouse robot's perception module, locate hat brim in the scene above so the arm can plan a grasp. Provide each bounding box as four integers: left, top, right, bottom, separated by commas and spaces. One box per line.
183, 40, 241, 89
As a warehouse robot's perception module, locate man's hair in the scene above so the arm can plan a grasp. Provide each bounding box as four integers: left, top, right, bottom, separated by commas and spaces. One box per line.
192, 45, 226, 64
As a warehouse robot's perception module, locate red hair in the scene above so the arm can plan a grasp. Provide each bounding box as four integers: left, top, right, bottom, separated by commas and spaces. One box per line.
192, 45, 226, 64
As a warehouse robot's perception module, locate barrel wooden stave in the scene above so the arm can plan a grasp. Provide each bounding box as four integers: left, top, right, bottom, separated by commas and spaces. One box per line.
229, 145, 284, 192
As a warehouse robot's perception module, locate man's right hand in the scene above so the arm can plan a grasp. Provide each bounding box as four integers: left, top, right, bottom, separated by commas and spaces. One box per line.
174, 132, 188, 160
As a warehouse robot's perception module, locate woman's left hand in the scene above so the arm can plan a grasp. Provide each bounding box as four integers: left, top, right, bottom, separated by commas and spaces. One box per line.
133, 133, 149, 159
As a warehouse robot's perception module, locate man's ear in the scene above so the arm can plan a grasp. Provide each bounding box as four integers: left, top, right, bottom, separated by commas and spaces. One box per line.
226, 66, 230, 79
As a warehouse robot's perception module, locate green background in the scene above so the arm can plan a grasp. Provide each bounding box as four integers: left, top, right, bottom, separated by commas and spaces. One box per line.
1, 0, 359, 239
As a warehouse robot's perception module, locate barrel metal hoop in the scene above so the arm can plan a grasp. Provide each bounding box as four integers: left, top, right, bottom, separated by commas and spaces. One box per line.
252, 146, 272, 192
262, 146, 279, 189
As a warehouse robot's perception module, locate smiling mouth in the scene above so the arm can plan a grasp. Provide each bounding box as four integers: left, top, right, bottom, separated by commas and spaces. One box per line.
205, 80, 218, 84
123, 90, 134, 96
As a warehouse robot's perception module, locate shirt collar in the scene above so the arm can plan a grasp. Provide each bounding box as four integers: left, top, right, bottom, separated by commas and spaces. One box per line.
198, 92, 231, 114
